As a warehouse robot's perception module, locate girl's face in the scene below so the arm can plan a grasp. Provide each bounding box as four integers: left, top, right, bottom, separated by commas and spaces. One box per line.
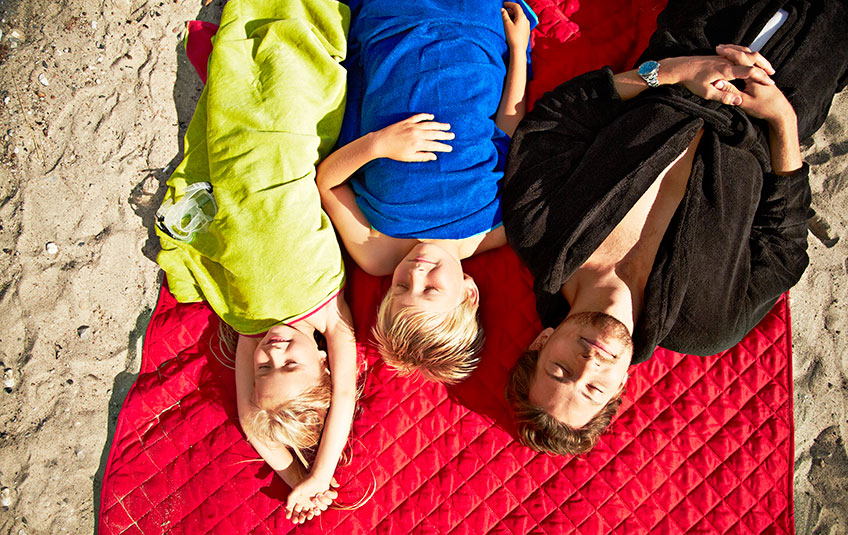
390, 242, 477, 315
252, 324, 327, 408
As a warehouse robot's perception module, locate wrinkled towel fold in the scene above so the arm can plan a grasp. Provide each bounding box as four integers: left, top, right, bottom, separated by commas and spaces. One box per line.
156, 0, 350, 334
341, 0, 515, 239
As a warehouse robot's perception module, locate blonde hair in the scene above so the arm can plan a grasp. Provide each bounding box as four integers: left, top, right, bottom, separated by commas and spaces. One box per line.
242, 370, 375, 510
242, 372, 332, 467
372, 290, 484, 385
506, 349, 622, 455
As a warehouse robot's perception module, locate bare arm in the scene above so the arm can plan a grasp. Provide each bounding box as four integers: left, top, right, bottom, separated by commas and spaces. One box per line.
706, 44, 801, 174
235, 335, 302, 486
612, 45, 776, 102
317, 114, 453, 275
284, 296, 358, 516
496, 2, 531, 136
307, 296, 358, 483
614, 43, 800, 172
766, 114, 802, 174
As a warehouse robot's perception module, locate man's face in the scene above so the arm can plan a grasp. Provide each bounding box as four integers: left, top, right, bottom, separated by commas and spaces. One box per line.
529, 312, 634, 428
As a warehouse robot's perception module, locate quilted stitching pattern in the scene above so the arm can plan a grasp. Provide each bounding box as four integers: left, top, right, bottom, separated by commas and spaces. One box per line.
99, 1, 794, 532
99, 245, 793, 534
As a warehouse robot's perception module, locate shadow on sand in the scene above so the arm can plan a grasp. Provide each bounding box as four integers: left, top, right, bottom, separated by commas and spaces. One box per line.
92, 0, 225, 530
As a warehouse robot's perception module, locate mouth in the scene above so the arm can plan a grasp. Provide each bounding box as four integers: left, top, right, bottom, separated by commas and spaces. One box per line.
582, 337, 616, 359
409, 256, 437, 265
267, 337, 291, 345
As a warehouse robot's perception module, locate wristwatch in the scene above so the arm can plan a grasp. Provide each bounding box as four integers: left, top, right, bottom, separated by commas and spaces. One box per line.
638, 60, 661, 88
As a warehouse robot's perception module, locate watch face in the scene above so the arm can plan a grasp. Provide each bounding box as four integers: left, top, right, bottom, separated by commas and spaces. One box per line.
639, 60, 659, 76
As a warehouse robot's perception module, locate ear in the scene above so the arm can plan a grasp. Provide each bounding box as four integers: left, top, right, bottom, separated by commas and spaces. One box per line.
615, 371, 629, 394
529, 327, 554, 351
462, 274, 479, 306
317, 350, 331, 374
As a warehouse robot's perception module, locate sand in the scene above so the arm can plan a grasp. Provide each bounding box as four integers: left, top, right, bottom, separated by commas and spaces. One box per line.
0, 0, 845, 533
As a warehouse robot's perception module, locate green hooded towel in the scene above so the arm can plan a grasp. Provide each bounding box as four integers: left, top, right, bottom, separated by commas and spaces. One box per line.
156, 0, 350, 335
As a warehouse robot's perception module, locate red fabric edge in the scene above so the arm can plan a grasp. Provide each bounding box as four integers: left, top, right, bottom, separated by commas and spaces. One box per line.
785, 292, 796, 533
97, 279, 170, 531
185, 20, 218, 84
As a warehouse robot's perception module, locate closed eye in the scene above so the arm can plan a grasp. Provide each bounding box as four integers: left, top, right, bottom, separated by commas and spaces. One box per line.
547, 363, 571, 383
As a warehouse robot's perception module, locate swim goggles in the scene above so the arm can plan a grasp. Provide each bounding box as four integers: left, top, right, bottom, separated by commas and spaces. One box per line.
156, 182, 218, 243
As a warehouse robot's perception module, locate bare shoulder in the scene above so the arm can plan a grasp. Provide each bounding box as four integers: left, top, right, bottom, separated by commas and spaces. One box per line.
353, 230, 418, 276
457, 225, 507, 259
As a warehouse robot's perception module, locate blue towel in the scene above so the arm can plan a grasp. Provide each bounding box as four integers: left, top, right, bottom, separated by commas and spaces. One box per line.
341, 0, 520, 239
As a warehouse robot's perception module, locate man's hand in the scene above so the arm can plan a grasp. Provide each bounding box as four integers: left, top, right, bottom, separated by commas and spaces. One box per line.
370, 113, 454, 162
706, 44, 800, 173
714, 44, 775, 75
708, 44, 795, 126
661, 50, 775, 105
712, 77, 795, 125
502, 2, 530, 51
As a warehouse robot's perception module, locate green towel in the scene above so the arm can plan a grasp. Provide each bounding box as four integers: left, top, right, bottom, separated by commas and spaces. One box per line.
156, 0, 350, 335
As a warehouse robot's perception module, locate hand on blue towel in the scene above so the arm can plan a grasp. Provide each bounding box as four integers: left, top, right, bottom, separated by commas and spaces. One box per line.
502, 2, 531, 52
370, 113, 456, 162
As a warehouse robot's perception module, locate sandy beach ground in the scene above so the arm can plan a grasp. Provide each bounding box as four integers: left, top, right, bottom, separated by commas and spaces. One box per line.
0, 0, 845, 533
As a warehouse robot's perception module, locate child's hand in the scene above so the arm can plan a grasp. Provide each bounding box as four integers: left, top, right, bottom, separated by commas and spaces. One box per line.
502, 2, 531, 51
285, 476, 340, 524
370, 113, 454, 162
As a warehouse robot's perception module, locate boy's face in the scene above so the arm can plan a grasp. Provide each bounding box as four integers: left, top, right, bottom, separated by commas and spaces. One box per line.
390, 242, 477, 315
529, 312, 633, 428
252, 324, 327, 408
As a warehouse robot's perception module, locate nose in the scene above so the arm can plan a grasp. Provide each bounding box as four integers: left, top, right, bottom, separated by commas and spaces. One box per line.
566, 351, 600, 381
262, 345, 288, 368
408, 264, 430, 285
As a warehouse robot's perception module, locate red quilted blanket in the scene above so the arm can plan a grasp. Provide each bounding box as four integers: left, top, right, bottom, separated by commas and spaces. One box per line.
99, 0, 795, 533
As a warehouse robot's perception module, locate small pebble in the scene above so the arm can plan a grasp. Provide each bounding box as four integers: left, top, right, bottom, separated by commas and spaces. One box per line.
75, 448, 85, 459
3, 368, 14, 390
77, 325, 91, 339
0, 487, 10, 508
38, 74, 49, 87
3, 96, 9, 106
8, 28, 24, 47
45, 242, 58, 255
90, 20, 97, 30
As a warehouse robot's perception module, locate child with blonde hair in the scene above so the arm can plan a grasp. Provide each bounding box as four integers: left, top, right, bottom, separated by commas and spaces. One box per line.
156, 0, 358, 523
318, 0, 532, 384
